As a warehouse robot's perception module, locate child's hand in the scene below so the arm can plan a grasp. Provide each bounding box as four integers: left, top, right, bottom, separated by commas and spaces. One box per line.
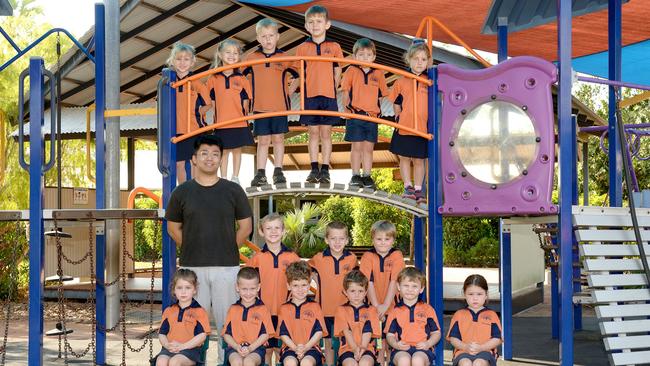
467, 342, 481, 355
395, 341, 410, 351
239, 344, 250, 357
353, 346, 364, 360
377, 304, 389, 318
415, 341, 429, 350
296, 344, 306, 359
167, 341, 182, 353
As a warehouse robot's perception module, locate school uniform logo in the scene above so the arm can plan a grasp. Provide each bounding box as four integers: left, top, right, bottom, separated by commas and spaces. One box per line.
251, 312, 263, 324
303, 310, 315, 319
343, 264, 352, 272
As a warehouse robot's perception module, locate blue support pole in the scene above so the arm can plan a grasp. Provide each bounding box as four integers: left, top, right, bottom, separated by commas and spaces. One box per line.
551, 261, 559, 339
413, 216, 424, 272
572, 116, 582, 331
558, 1, 574, 364
161, 68, 177, 309
27, 57, 45, 366
499, 220, 512, 360
608, 0, 623, 207
427, 67, 444, 366
94, 4, 106, 364
497, 17, 508, 63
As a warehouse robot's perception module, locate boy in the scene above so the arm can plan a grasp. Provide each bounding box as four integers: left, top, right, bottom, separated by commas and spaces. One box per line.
334, 270, 381, 366
278, 261, 328, 366
385, 267, 441, 366
309, 222, 359, 366
248, 213, 301, 365
341, 38, 389, 189
295, 5, 344, 184
223, 267, 275, 366
359, 220, 405, 364
245, 18, 299, 186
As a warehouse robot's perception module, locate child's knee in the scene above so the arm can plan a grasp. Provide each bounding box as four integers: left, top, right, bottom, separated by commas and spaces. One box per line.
457, 359, 472, 366
283, 357, 299, 366
258, 135, 271, 146
411, 354, 429, 366
271, 134, 284, 144
229, 355, 244, 366
473, 359, 490, 366
155, 356, 169, 366
243, 355, 261, 366
299, 357, 316, 366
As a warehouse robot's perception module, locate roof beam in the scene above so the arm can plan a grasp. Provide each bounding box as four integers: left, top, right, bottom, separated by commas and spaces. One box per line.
123, 0, 200, 41
287, 154, 301, 170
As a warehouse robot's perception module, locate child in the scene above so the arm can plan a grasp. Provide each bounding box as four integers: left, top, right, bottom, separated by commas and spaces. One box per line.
278, 261, 328, 366
388, 41, 431, 203
248, 213, 301, 365
245, 18, 299, 186
204, 39, 254, 185
334, 270, 381, 366
295, 5, 344, 184
166, 42, 209, 184
308, 221, 359, 366
447, 275, 502, 366
341, 38, 389, 189
153, 269, 211, 366
223, 267, 275, 366
385, 267, 441, 366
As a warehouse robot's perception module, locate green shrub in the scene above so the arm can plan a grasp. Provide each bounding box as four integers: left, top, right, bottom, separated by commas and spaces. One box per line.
320, 196, 355, 239
0, 222, 28, 299
467, 237, 499, 267
133, 196, 163, 261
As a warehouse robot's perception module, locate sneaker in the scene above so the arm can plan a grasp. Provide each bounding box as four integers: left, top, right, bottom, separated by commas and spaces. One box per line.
361, 175, 376, 190
250, 173, 268, 187
273, 169, 286, 184
231, 176, 240, 185
349, 174, 363, 188
414, 189, 426, 203
306, 170, 320, 183
317, 169, 330, 184
402, 185, 416, 200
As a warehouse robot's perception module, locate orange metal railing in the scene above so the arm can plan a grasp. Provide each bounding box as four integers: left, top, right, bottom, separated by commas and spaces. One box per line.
170, 56, 433, 144
127, 187, 162, 209
415, 16, 492, 68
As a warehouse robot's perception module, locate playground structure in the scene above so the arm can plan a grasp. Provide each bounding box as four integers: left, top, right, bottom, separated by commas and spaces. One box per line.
1, 0, 650, 365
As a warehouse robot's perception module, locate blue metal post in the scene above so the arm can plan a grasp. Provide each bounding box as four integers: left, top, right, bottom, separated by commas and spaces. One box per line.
608, 0, 623, 207
571, 116, 582, 331
94, 3, 106, 364
27, 57, 45, 366
499, 220, 512, 359
497, 17, 508, 63
558, 1, 574, 364
427, 67, 444, 366
551, 261, 559, 339
413, 216, 424, 271
161, 68, 177, 309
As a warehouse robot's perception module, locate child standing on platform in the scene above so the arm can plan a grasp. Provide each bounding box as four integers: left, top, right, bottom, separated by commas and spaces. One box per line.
167, 42, 209, 184
295, 5, 344, 184
341, 38, 389, 190
246, 18, 299, 186
447, 275, 502, 366
334, 270, 381, 366
204, 39, 254, 185
309, 221, 359, 366
388, 41, 431, 203
223, 267, 275, 366
278, 261, 328, 366
248, 213, 301, 365
385, 267, 441, 366
153, 269, 211, 366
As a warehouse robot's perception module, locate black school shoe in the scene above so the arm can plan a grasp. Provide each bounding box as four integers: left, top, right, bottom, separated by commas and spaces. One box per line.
317, 169, 331, 184
306, 170, 320, 183
273, 169, 287, 184
250, 173, 268, 186
349, 174, 363, 188
361, 175, 376, 190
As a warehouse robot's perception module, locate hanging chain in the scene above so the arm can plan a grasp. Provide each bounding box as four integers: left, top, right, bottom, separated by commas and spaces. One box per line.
0, 220, 23, 365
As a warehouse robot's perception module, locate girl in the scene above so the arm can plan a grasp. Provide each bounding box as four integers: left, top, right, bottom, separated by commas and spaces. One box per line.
153, 269, 211, 366
447, 275, 503, 366
166, 42, 209, 184
203, 39, 254, 185
387, 41, 431, 203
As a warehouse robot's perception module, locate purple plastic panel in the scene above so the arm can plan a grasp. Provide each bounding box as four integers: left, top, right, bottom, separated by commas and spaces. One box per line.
438, 56, 558, 216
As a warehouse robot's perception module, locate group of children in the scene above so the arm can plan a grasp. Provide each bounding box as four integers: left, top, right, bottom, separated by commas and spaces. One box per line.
154, 216, 503, 366
168, 5, 431, 201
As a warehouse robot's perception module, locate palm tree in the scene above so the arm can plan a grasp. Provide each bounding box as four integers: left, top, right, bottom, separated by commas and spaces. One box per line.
283, 202, 327, 257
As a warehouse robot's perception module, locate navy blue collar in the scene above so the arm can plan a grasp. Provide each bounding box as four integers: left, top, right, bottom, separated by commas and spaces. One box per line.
345, 301, 369, 310
323, 247, 352, 259
235, 298, 265, 308
371, 247, 397, 258
256, 47, 285, 57
172, 298, 201, 310
305, 37, 334, 45
262, 243, 291, 254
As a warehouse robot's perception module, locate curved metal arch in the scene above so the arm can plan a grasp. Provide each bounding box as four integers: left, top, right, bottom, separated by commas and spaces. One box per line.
245, 182, 429, 217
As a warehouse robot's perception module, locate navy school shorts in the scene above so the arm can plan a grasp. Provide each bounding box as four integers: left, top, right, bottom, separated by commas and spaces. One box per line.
300, 96, 341, 126
253, 115, 289, 136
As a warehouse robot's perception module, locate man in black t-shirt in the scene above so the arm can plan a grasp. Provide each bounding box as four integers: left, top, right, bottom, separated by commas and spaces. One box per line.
165, 135, 253, 343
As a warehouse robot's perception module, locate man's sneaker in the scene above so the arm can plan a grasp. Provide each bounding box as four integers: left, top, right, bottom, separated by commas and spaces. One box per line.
414, 189, 426, 203
402, 185, 416, 200
306, 170, 320, 183
349, 174, 363, 188
273, 170, 287, 184
250, 173, 267, 187
361, 175, 376, 190
317, 169, 331, 184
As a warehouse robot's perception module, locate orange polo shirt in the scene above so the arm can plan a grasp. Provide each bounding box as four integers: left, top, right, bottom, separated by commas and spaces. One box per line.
175, 72, 208, 135
359, 248, 405, 308
340, 66, 388, 117
384, 301, 440, 346
295, 38, 344, 99
203, 70, 251, 129
387, 74, 429, 136
223, 298, 275, 344
334, 303, 381, 355
447, 307, 502, 358
159, 299, 211, 344
308, 248, 359, 317
277, 299, 328, 349
248, 244, 301, 315
244, 48, 298, 112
